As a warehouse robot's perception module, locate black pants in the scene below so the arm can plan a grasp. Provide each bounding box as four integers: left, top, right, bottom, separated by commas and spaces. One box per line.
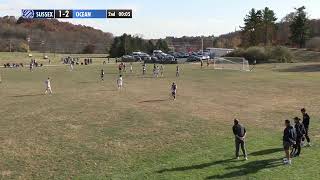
302, 128, 311, 143
235, 138, 247, 157
291, 138, 302, 156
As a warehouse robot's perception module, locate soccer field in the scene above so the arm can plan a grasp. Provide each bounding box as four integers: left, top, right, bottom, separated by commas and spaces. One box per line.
1, 60, 320, 179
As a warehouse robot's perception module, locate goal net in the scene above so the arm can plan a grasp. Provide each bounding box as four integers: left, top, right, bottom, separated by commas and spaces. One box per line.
213, 57, 250, 71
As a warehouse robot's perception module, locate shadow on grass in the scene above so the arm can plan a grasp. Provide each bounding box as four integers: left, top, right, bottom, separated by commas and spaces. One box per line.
139, 99, 168, 103
157, 159, 235, 173
98, 89, 117, 92
249, 148, 283, 156
278, 64, 320, 72
205, 158, 283, 179
78, 81, 95, 84
10, 93, 44, 98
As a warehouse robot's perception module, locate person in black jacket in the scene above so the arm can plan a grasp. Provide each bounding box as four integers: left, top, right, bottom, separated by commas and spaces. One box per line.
291, 117, 306, 157
232, 119, 247, 160
283, 120, 296, 165
301, 108, 311, 146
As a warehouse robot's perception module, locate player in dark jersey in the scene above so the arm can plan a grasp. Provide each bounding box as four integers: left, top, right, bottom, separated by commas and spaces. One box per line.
171, 82, 177, 100
100, 69, 105, 81
176, 65, 180, 77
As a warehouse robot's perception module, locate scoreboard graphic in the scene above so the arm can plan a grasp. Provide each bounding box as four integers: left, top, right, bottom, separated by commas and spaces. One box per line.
21, 9, 132, 19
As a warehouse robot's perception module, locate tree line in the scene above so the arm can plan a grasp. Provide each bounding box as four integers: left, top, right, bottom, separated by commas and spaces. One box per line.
214, 6, 320, 49
109, 34, 169, 57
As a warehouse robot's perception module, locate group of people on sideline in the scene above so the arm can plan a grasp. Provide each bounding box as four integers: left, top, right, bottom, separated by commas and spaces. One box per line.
233, 108, 311, 165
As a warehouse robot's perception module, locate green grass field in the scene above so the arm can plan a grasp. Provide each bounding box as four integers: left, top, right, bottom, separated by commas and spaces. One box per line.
1, 53, 320, 179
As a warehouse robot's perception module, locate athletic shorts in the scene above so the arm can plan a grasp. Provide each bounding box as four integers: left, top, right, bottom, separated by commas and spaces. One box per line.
283, 141, 292, 150
172, 91, 176, 96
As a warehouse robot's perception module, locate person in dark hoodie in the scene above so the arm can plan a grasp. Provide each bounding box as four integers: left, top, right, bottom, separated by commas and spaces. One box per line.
291, 117, 306, 157
283, 120, 296, 165
301, 108, 311, 147
232, 119, 248, 160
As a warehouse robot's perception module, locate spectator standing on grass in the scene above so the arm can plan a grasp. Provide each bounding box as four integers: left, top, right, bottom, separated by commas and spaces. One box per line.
301, 108, 311, 147
283, 119, 296, 165
201, 60, 203, 69
207, 59, 210, 67
291, 117, 306, 157
232, 119, 248, 160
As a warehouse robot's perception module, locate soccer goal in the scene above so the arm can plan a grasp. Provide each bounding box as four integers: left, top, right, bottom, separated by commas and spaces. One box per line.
213, 57, 250, 71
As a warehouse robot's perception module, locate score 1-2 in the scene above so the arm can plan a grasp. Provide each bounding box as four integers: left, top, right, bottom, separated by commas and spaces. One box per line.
55, 10, 72, 18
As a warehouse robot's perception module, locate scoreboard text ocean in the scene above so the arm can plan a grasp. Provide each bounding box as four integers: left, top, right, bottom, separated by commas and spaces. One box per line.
21, 9, 132, 19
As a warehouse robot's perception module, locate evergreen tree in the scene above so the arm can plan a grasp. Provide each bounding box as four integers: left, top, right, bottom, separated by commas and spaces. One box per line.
290, 6, 309, 48
262, 7, 277, 45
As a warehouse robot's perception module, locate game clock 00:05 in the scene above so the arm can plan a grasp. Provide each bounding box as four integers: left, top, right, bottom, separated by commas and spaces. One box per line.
107, 9, 132, 18
55, 10, 72, 18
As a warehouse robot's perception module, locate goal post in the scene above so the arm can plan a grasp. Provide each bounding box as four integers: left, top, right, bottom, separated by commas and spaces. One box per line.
213, 57, 250, 71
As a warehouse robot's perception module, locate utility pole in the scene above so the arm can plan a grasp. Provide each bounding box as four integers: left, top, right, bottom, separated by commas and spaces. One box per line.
9, 39, 12, 52
41, 40, 45, 57
201, 36, 204, 53
27, 37, 31, 52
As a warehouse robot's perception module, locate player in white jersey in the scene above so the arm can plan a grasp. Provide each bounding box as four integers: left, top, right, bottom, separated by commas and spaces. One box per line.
117, 75, 123, 90
160, 65, 164, 77
130, 63, 133, 73
45, 77, 52, 95
70, 62, 74, 71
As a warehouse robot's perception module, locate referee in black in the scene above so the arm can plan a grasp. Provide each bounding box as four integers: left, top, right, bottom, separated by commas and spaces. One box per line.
232, 119, 248, 160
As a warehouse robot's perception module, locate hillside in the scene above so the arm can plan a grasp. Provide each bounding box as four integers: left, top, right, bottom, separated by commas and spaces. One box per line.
0, 16, 113, 54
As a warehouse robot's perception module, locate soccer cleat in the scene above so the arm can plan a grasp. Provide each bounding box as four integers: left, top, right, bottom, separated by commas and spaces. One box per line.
245, 157, 248, 161
236, 157, 240, 160
283, 158, 288, 162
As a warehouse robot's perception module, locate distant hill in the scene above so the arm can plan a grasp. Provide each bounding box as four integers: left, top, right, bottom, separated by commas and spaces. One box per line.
0, 16, 113, 53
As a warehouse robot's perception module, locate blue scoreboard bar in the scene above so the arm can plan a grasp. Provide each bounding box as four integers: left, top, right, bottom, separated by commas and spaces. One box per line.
73, 10, 106, 18
22, 9, 132, 19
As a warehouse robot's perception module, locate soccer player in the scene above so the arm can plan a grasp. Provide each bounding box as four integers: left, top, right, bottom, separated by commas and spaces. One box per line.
117, 75, 123, 90
160, 65, 164, 77
29, 62, 33, 72
232, 119, 248, 160
44, 77, 53, 95
301, 108, 311, 146
123, 63, 126, 72
100, 69, 105, 81
171, 82, 177, 100
283, 119, 296, 165
176, 65, 180, 77
291, 117, 306, 157
142, 63, 146, 75
154, 66, 159, 78
70, 62, 74, 71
